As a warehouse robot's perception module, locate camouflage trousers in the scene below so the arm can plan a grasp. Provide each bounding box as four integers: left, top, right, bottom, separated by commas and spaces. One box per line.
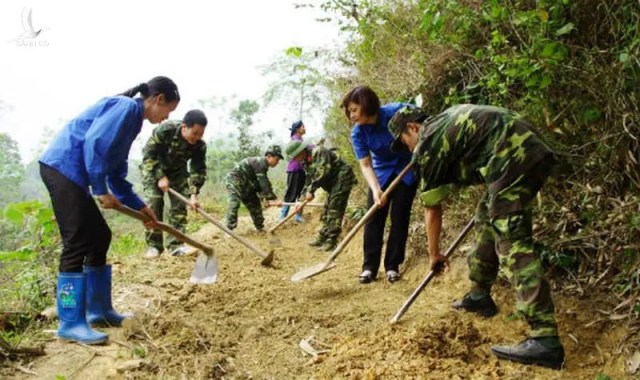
316, 167, 356, 244
467, 166, 558, 338
143, 180, 188, 251
225, 182, 264, 231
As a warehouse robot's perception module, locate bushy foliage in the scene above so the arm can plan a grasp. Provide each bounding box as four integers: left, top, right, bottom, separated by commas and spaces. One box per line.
0, 133, 25, 208
320, 0, 640, 291
0, 201, 59, 315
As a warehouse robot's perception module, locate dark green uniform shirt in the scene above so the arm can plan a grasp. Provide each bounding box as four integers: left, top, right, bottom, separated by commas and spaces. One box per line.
413, 104, 555, 212
141, 120, 207, 195
303, 146, 352, 195
227, 157, 277, 201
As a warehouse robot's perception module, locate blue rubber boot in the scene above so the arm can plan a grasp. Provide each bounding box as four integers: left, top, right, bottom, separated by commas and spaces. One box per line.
294, 213, 304, 223
57, 272, 108, 344
279, 206, 290, 220
85, 265, 131, 327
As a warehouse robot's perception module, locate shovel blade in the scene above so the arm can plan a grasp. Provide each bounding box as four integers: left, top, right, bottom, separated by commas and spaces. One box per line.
189, 252, 218, 284
291, 261, 337, 282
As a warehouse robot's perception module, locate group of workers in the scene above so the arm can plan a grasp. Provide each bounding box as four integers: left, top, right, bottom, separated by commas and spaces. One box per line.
39, 77, 565, 370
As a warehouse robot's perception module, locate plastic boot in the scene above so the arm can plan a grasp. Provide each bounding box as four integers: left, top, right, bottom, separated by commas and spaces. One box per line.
279, 206, 290, 220
57, 272, 108, 344
85, 265, 130, 327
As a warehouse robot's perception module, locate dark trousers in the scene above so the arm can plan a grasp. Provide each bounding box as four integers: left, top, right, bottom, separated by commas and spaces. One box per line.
362, 176, 417, 273
40, 163, 111, 272
284, 170, 306, 202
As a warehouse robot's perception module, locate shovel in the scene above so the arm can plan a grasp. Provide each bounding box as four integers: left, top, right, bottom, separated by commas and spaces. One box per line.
291, 163, 414, 282
389, 218, 474, 324
114, 204, 217, 284
267, 199, 310, 246
168, 188, 274, 266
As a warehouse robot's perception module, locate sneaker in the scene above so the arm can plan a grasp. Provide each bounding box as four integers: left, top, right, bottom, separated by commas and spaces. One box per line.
452, 292, 498, 317
322, 240, 337, 252
169, 245, 190, 257
294, 214, 304, 223
386, 270, 401, 283
359, 270, 376, 284
308, 237, 325, 247
144, 247, 160, 258
491, 337, 565, 369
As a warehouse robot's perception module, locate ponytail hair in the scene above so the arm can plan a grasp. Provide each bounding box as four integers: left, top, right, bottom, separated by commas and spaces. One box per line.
119, 76, 180, 103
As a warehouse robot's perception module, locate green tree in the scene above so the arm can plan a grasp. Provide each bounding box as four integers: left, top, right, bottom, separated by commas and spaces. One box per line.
0, 133, 25, 207
262, 46, 331, 120
230, 100, 261, 161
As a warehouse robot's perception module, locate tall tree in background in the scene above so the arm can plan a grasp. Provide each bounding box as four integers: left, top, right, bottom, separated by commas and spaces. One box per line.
230, 100, 261, 161
0, 133, 25, 207
262, 47, 330, 120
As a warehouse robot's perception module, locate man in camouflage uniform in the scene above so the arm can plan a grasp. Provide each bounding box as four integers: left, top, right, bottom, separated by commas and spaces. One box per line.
288, 141, 356, 251
141, 110, 208, 258
388, 104, 565, 369
224, 145, 283, 231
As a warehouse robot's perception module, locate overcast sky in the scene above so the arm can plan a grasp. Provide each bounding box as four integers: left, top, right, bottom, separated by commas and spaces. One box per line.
0, 0, 341, 163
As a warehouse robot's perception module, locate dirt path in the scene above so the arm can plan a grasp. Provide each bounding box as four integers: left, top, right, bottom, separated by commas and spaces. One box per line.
6, 207, 635, 379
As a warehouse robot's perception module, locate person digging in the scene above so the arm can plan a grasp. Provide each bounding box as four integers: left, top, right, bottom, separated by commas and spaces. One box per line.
287, 141, 356, 252
141, 109, 208, 258
388, 104, 565, 369
224, 145, 283, 232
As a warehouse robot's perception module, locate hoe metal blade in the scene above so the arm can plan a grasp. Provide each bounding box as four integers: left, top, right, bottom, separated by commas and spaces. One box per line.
190, 252, 218, 284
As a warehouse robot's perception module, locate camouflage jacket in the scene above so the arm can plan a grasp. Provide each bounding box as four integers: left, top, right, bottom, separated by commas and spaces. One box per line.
226, 157, 277, 200
141, 120, 207, 195
413, 104, 555, 208
302, 146, 353, 195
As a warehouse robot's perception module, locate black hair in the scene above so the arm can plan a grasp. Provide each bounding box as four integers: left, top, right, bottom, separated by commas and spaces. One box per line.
183, 109, 208, 128
119, 76, 180, 103
341, 85, 381, 119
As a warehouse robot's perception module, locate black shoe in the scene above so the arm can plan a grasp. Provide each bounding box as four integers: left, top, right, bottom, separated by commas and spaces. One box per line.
359, 270, 376, 284
491, 338, 565, 369
452, 292, 498, 317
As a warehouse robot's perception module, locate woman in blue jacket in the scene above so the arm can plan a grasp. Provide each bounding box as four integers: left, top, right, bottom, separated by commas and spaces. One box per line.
39, 76, 179, 344
342, 86, 417, 284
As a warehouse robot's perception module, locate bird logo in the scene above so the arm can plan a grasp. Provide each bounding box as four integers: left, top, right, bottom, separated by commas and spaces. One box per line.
9, 8, 47, 43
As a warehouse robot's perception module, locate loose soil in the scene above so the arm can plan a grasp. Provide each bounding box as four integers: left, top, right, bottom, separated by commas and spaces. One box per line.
3, 207, 636, 379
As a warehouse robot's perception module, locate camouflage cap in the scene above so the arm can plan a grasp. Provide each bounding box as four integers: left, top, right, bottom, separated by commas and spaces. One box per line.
285, 140, 307, 160
388, 105, 428, 152
265, 144, 284, 159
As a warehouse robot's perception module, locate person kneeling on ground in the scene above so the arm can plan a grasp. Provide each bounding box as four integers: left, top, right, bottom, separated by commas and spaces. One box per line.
224, 145, 283, 232
288, 141, 356, 252
388, 104, 565, 369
